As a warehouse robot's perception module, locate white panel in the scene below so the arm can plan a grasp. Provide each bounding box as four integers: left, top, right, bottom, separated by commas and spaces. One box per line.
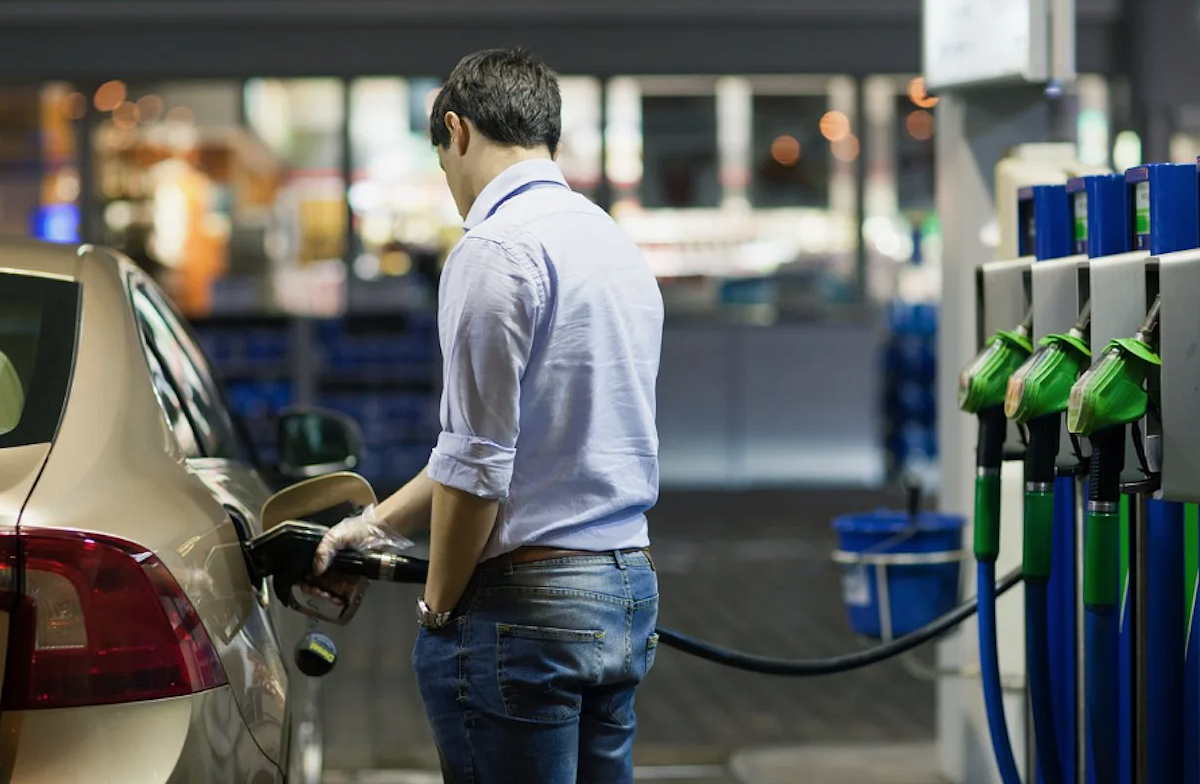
923, 0, 1049, 91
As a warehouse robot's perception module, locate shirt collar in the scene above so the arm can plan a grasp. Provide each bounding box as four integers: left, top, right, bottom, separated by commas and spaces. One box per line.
463, 159, 568, 232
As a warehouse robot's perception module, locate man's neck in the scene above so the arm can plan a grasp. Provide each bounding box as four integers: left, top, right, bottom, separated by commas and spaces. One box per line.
467, 146, 553, 206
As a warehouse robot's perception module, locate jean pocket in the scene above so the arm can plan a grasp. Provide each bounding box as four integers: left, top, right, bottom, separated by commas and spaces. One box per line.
646, 632, 660, 672
497, 624, 605, 722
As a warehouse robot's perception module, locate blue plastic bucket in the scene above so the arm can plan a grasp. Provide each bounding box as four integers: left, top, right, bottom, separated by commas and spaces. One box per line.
832, 510, 964, 638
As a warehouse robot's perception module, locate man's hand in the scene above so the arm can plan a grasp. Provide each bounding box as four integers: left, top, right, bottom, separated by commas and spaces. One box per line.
312, 504, 415, 576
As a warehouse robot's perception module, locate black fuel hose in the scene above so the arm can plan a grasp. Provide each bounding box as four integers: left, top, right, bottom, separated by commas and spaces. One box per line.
653, 565, 1022, 675
320, 546, 1021, 677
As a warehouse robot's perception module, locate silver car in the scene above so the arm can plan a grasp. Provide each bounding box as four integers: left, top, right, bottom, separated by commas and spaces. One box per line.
1, 238, 361, 783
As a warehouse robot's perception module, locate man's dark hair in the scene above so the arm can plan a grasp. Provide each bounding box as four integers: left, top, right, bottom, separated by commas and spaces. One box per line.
430, 47, 561, 152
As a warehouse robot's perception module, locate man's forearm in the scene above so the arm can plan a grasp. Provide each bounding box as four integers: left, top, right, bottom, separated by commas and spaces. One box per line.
424, 482, 499, 613
373, 466, 436, 537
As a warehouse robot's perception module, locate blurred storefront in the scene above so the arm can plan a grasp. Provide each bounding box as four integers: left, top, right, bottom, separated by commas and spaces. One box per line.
0, 72, 1115, 487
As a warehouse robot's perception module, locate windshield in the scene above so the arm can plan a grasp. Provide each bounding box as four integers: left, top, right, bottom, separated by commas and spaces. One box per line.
0, 273, 80, 447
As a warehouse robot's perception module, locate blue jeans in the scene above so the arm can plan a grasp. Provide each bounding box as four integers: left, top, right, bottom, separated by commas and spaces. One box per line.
412, 549, 659, 784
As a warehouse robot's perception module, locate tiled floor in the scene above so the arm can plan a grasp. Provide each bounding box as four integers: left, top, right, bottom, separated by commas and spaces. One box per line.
318, 488, 939, 782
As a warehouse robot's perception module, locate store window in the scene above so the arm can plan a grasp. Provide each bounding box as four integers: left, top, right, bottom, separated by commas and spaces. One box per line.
750, 94, 831, 209
895, 89, 936, 212
640, 94, 720, 209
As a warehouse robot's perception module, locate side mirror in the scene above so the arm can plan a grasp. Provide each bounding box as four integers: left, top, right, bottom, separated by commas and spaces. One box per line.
277, 408, 363, 482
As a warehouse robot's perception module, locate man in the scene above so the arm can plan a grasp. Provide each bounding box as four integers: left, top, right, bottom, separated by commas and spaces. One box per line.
313, 47, 665, 784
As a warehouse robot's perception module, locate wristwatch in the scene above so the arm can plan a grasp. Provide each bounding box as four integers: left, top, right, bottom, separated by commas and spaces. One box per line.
416, 596, 453, 630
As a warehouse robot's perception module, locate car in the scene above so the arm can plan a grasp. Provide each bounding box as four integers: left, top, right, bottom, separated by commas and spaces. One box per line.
0, 238, 362, 783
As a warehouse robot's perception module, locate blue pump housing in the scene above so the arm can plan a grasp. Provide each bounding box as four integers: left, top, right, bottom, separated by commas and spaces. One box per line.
1066, 174, 1131, 258
1124, 163, 1200, 255
1020, 184, 1074, 261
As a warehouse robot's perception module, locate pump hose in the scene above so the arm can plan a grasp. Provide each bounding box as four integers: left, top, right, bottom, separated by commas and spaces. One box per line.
1084, 426, 1125, 784
978, 561, 1025, 784
1024, 416, 1064, 784
975, 406, 1023, 784
655, 566, 1021, 675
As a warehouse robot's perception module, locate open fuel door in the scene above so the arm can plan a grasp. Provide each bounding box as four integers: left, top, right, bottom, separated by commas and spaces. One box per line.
252, 472, 378, 625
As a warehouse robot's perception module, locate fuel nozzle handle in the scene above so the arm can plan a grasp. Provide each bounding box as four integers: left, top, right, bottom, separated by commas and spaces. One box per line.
327, 549, 429, 584
977, 406, 1008, 471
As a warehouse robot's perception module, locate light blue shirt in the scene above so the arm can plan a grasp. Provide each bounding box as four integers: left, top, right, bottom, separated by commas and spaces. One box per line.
427, 159, 665, 561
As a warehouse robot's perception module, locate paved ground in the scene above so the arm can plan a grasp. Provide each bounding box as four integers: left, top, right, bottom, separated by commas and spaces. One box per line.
318, 488, 940, 783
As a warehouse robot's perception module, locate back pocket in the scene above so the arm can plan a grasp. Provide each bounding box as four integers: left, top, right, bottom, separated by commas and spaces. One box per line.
497, 624, 605, 722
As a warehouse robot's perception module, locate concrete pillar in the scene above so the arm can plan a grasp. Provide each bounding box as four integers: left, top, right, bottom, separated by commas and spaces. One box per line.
935, 85, 1051, 784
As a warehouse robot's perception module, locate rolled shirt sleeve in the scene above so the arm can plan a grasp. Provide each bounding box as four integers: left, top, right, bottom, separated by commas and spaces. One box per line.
427, 238, 542, 500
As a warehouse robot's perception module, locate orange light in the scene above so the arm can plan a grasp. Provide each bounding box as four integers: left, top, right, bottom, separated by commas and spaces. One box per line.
165, 105, 194, 125
112, 101, 140, 130
905, 110, 934, 141
93, 80, 126, 112
819, 111, 850, 143
63, 92, 87, 121
136, 94, 164, 123
908, 77, 939, 109
770, 135, 802, 167
832, 133, 861, 163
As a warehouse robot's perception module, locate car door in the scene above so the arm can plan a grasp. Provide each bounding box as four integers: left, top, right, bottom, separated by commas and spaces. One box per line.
128, 281, 291, 771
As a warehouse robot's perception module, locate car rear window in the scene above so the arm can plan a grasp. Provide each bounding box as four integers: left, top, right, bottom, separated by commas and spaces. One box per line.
0, 272, 80, 447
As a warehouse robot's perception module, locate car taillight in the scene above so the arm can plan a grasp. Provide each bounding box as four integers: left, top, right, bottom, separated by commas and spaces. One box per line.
0, 529, 227, 710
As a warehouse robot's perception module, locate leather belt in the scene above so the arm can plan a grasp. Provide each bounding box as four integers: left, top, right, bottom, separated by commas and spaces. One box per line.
485, 545, 649, 567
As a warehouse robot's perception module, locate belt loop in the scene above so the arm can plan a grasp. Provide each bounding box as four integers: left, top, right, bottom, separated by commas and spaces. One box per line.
613, 549, 627, 570
503, 552, 515, 576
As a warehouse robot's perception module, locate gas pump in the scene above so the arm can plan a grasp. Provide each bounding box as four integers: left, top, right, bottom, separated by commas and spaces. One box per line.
1004, 182, 1091, 784
958, 246, 1033, 784
1067, 161, 1199, 784
1140, 156, 1200, 784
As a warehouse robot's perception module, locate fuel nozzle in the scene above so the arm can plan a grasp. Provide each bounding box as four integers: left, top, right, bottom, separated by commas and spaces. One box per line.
1067, 295, 1161, 438
959, 312, 1035, 415
1005, 301, 1092, 425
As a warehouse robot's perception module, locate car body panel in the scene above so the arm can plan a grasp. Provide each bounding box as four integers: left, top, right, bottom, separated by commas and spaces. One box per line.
2, 242, 291, 781
0, 445, 49, 529
188, 458, 290, 765
0, 687, 279, 784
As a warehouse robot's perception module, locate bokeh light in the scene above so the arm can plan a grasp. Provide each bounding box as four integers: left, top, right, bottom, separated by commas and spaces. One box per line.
770, 135, 801, 167
94, 80, 127, 112
819, 111, 850, 143
905, 110, 934, 141
907, 77, 939, 109
832, 134, 861, 162
136, 95, 164, 123
165, 105, 195, 125
112, 101, 140, 130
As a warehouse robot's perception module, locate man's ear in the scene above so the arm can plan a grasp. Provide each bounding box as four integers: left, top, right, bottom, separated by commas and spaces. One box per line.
445, 112, 471, 157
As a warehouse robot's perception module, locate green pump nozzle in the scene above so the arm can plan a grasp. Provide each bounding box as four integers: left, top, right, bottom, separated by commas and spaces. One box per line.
1067, 296, 1161, 437
1005, 301, 1092, 424
959, 312, 1035, 415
